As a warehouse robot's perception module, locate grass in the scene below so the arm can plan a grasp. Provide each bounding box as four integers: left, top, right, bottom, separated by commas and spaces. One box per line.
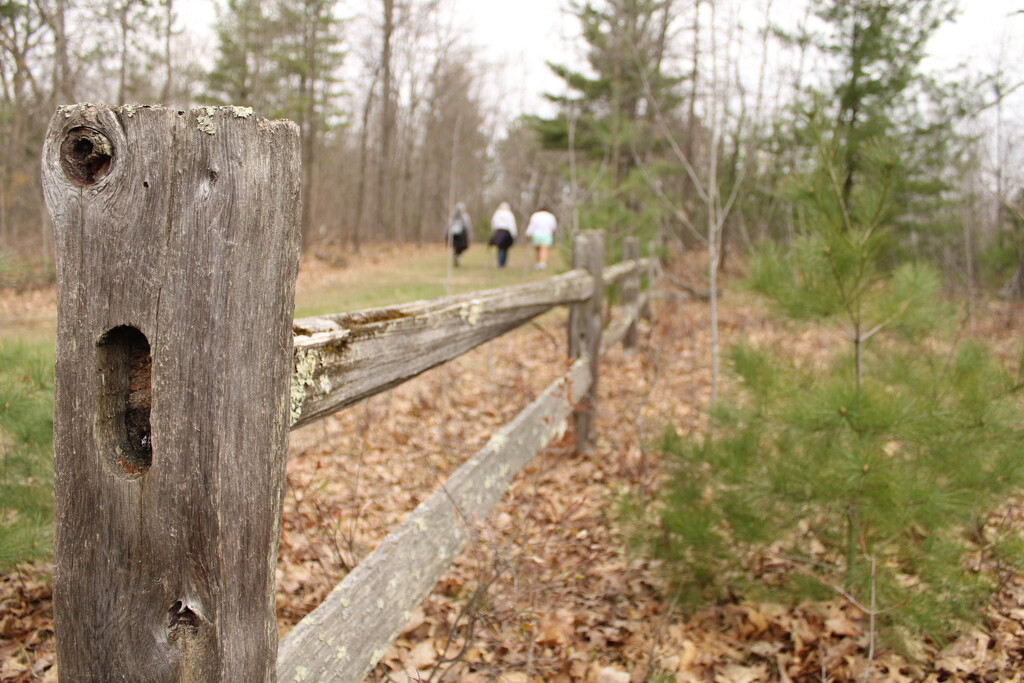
0, 338, 54, 570
0, 241, 567, 569
294, 243, 567, 318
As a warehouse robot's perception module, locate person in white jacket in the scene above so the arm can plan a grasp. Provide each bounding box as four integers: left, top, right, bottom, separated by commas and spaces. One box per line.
488, 201, 518, 268
525, 207, 557, 269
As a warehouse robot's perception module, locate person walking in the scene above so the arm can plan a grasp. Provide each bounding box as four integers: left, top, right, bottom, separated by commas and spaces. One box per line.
447, 203, 471, 267
525, 207, 557, 269
488, 201, 517, 268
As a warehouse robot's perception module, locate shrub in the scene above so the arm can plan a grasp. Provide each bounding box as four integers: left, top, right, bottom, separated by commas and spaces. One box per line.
642, 128, 1024, 646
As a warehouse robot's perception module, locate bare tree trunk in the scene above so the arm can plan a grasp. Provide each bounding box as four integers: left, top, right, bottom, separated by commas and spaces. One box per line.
118, 2, 128, 103
442, 109, 463, 247
300, 20, 319, 246
962, 174, 977, 323
682, 0, 700, 228
37, 0, 74, 103
414, 138, 432, 246
0, 61, 11, 246
353, 70, 380, 253
57, 0, 71, 100
400, 77, 421, 244
160, 0, 173, 103
1000, 198, 1024, 300
707, 0, 722, 407
1004, 259, 1024, 300
375, 0, 395, 241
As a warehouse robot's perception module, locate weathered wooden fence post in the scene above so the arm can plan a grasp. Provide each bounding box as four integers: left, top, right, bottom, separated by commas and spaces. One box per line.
41, 105, 301, 681
568, 230, 605, 452
641, 239, 656, 321
623, 237, 640, 349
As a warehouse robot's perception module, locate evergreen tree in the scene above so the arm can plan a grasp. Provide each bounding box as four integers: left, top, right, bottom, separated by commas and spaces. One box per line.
779, 0, 968, 260
639, 127, 1024, 648
808, 0, 957, 200
206, 0, 279, 112
272, 0, 344, 242
206, 0, 344, 242
529, 0, 680, 255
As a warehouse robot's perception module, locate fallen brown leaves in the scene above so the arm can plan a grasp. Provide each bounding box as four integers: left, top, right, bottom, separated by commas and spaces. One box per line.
0, 565, 55, 683
276, 274, 1024, 682
2, 252, 1023, 682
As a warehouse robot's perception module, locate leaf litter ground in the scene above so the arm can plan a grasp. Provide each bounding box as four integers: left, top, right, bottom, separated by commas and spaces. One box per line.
2, 249, 1023, 682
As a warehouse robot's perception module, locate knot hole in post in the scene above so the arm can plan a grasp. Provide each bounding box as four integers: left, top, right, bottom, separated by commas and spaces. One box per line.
60, 126, 113, 186
95, 326, 152, 478
168, 601, 202, 641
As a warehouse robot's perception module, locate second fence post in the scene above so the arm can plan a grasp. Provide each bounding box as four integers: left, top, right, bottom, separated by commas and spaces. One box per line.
569, 230, 605, 452
641, 239, 657, 321
623, 237, 640, 349
42, 105, 301, 682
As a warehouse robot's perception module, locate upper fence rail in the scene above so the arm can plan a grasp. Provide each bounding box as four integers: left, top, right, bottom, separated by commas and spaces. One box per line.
289, 259, 655, 429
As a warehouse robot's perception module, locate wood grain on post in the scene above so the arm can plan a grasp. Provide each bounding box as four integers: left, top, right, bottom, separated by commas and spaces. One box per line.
42, 105, 301, 682
622, 237, 640, 349
568, 231, 605, 452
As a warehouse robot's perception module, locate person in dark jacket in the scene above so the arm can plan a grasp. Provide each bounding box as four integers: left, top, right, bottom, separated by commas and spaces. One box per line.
447, 203, 471, 266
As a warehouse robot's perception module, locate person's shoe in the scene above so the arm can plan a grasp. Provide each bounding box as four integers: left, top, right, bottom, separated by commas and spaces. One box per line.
535, 262, 547, 270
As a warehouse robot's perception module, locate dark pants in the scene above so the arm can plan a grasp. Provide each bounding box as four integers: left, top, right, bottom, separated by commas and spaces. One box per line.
451, 232, 468, 265
452, 231, 468, 256
490, 229, 513, 267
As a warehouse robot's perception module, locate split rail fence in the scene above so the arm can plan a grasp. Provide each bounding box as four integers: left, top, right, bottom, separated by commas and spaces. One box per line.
41, 105, 658, 682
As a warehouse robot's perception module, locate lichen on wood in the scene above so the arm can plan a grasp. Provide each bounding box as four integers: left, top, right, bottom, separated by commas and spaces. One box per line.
197, 106, 218, 135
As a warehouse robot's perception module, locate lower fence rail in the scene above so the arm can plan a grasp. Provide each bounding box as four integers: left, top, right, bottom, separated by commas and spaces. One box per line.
277, 359, 592, 682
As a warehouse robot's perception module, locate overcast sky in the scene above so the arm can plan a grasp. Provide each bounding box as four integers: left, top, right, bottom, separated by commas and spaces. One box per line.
453, 0, 1024, 115
182, 0, 1024, 117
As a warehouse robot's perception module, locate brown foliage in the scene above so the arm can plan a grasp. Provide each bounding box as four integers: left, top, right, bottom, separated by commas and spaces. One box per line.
2, 253, 1023, 682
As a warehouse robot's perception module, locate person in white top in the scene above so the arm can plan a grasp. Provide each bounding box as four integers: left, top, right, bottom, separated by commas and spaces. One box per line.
525, 207, 557, 269
488, 201, 518, 268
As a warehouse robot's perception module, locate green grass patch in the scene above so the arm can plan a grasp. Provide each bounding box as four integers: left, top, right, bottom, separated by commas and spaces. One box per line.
0, 338, 54, 570
294, 245, 566, 318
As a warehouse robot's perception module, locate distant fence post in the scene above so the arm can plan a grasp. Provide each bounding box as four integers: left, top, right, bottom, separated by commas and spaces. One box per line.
641, 239, 656, 321
569, 230, 605, 452
623, 237, 640, 349
41, 105, 301, 681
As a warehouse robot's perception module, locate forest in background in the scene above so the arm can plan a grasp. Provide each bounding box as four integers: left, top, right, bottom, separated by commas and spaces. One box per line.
4, 2, 1024, 677
1, 0, 1023, 299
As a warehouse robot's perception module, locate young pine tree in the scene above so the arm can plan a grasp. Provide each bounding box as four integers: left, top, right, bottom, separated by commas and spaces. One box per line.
645, 125, 1024, 646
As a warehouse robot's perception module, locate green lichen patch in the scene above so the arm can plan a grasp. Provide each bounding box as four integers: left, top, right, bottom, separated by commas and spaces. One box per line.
197, 107, 218, 135
459, 300, 484, 326
291, 347, 322, 425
